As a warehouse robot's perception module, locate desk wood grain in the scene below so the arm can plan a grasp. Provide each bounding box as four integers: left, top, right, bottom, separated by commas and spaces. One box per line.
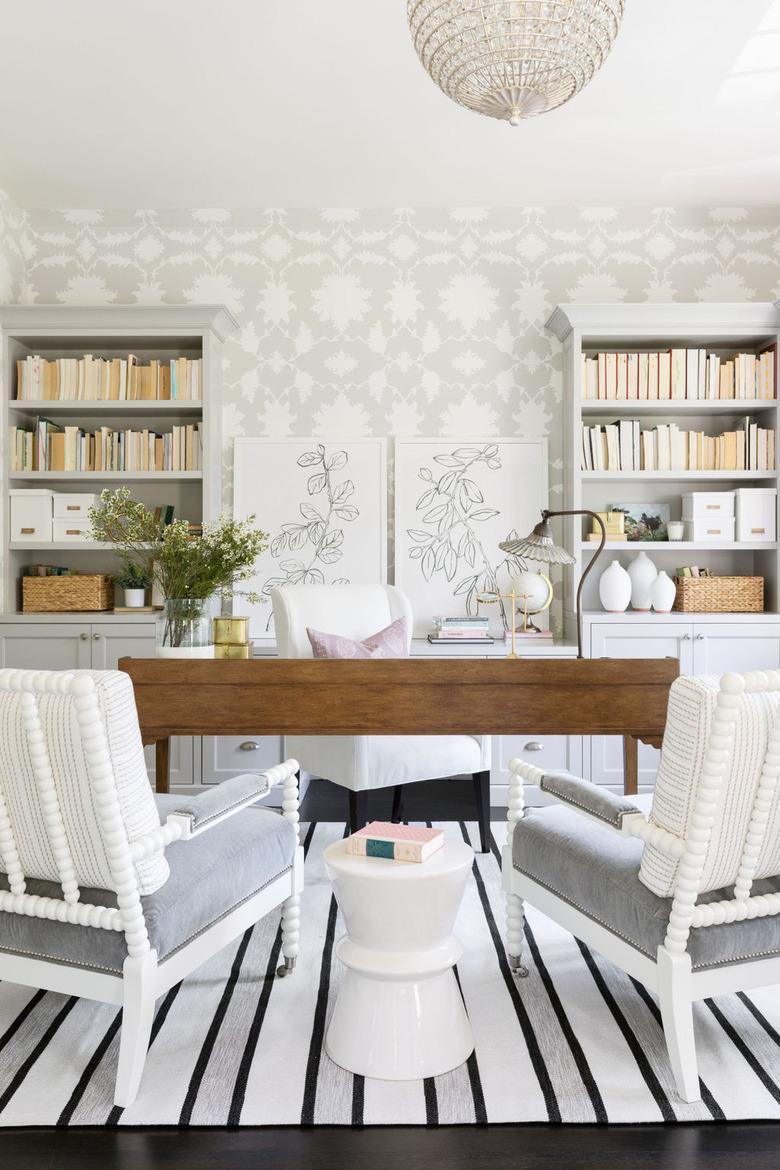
120, 657, 679, 794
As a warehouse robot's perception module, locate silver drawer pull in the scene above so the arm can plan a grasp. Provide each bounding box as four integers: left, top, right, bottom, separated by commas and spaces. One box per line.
80, 632, 89, 641
682, 633, 692, 640
696, 633, 704, 640
524, 741, 544, 752
240, 741, 259, 751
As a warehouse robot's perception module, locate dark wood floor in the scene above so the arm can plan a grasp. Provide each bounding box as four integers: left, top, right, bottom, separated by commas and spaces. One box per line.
6, 779, 779, 1169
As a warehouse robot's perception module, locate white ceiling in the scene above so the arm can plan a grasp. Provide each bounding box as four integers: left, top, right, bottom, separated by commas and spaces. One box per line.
1, 0, 779, 208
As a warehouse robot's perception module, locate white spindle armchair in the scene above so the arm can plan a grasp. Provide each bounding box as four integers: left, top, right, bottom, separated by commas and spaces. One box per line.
504, 670, 780, 1103
0, 668, 303, 1107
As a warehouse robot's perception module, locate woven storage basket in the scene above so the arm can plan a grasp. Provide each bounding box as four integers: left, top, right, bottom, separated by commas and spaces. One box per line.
22, 574, 114, 613
673, 575, 763, 614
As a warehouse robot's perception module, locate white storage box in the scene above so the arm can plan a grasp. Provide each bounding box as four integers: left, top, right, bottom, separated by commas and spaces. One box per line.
9, 490, 53, 543
52, 518, 92, 542
52, 492, 101, 519
684, 516, 736, 543
735, 488, 777, 543
682, 491, 736, 519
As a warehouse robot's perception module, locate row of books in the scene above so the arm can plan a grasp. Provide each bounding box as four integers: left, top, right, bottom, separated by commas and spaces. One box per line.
581, 420, 776, 473
581, 347, 777, 402
428, 616, 493, 644
15, 354, 202, 401
11, 421, 202, 473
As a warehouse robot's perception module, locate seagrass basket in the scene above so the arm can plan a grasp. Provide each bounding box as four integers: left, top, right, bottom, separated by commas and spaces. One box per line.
673, 575, 763, 614
22, 574, 114, 613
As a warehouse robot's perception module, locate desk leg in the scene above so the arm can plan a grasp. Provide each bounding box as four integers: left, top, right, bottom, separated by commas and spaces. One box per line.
623, 735, 638, 797
155, 738, 170, 795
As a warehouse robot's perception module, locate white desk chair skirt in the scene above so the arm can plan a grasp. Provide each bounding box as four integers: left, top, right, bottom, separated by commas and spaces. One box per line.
504, 670, 780, 1104
271, 585, 492, 847
0, 668, 303, 1108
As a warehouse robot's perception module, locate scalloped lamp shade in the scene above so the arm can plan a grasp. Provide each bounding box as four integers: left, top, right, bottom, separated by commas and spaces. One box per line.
407, 0, 625, 125
499, 521, 576, 565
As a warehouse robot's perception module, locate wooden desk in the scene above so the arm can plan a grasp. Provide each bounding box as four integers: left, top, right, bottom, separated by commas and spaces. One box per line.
119, 656, 679, 796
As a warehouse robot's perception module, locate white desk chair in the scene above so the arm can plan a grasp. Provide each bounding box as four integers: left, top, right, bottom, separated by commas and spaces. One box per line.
0, 668, 303, 1107
505, 671, 780, 1102
271, 584, 492, 848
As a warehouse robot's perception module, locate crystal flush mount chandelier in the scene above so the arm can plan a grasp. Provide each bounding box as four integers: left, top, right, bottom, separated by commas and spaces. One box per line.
407, 0, 625, 126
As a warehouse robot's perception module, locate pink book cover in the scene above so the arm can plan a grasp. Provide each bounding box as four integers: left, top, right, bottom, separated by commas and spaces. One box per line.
352, 822, 442, 844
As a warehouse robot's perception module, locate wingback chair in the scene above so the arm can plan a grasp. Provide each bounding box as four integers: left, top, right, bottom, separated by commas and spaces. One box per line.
271, 584, 493, 848
0, 668, 303, 1107
504, 671, 780, 1103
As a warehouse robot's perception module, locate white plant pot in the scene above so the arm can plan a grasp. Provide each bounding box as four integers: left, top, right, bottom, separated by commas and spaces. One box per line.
598, 559, 631, 613
156, 645, 215, 659
650, 570, 677, 613
124, 588, 146, 608
628, 550, 657, 612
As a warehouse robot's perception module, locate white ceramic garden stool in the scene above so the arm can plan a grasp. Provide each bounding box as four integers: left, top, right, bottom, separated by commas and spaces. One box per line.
323, 838, 475, 1080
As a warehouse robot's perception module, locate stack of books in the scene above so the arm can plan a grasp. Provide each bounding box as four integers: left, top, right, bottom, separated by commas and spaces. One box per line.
14, 354, 202, 401
346, 822, 444, 864
581, 419, 776, 472
11, 420, 202, 472
582, 346, 776, 401
428, 616, 493, 644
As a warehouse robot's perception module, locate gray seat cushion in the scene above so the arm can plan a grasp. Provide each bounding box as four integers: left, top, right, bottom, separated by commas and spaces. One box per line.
0, 798, 296, 975
514, 803, 780, 971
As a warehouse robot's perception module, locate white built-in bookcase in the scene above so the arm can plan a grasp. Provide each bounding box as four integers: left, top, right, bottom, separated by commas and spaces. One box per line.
0, 305, 237, 614
547, 303, 780, 639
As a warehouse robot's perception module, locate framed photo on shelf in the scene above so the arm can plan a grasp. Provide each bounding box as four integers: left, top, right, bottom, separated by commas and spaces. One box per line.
394, 437, 548, 636
610, 501, 670, 542
233, 437, 387, 639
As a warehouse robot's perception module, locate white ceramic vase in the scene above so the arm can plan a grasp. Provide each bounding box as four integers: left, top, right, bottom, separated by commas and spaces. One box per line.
598, 559, 631, 613
650, 570, 676, 613
124, 588, 146, 608
628, 550, 657, 611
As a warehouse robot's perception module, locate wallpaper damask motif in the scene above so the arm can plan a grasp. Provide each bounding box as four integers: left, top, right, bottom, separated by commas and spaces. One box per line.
0, 190, 25, 303
4, 203, 780, 619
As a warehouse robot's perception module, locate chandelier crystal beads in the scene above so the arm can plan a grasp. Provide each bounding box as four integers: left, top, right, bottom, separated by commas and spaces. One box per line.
407, 1, 624, 125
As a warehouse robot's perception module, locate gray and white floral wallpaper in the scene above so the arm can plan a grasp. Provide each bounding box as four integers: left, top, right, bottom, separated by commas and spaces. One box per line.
2, 196, 780, 618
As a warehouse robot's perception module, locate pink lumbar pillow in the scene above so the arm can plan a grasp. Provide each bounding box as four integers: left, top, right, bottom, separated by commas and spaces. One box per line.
306, 617, 409, 659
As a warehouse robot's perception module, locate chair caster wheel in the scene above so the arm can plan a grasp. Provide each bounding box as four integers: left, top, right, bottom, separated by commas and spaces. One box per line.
277, 957, 297, 978
509, 956, 529, 978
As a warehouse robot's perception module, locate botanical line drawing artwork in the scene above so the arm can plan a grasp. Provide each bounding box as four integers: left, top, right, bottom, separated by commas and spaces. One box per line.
406, 443, 526, 627
261, 443, 356, 625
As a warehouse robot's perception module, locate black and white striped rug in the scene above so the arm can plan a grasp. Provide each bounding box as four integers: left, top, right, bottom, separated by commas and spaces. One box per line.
2, 820, 780, 1126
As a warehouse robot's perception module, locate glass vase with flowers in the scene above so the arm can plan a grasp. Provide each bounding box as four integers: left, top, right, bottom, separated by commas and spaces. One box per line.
89, 488, 268, 657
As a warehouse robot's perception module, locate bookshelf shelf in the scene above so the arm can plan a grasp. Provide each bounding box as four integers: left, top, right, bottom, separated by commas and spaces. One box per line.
580, 541, 778, 553
0, 305, 238, 615
548, 302, 780, 629
9, 471, 203, 482
8, 400, 203, 416
580, 471, 776, 481
581, 399, 776, 415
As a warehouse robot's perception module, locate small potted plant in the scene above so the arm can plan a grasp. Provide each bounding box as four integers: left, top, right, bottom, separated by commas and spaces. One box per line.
90, 488, 268, 657
115, 562, 151, 609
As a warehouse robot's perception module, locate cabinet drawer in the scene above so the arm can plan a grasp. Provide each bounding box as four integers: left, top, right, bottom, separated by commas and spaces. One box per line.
500, 734, 572, 775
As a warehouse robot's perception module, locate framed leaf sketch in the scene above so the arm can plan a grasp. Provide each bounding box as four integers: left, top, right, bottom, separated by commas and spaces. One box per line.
234, 437, 387, 639
395, 438, 548, 636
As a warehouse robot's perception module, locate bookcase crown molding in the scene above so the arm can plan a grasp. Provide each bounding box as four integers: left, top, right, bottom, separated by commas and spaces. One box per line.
546, 302, 780, 343
0, 304, 239, 343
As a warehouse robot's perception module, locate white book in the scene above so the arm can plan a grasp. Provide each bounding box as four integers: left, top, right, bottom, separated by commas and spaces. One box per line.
698, 349, 707, 400
686, 349, 699, 400
626, 353, 639, 400
637, 353, 649, 400
647, 352, 659, 400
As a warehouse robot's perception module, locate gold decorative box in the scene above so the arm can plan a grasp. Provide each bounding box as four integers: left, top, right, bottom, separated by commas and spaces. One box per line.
213, 617, 249, 645
214, 642, 252, 659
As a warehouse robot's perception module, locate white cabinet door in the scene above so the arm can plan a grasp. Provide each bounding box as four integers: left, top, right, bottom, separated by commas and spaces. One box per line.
692, 623, 780, 674
89, 623, 197, 789
0, 623, 91, 669
200, 735, 285, 805
588, 622, 694, 790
